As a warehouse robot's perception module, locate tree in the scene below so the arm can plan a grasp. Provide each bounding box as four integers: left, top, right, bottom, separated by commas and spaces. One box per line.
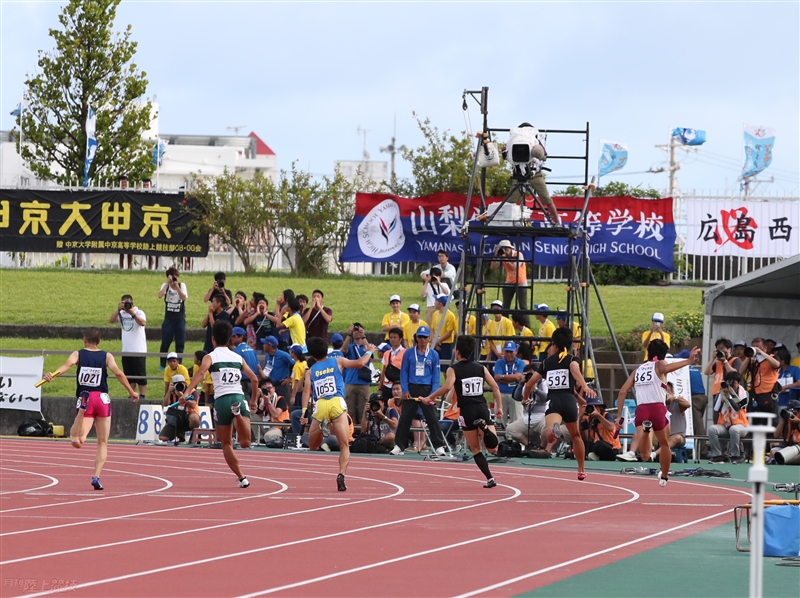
15, 0, 153, 185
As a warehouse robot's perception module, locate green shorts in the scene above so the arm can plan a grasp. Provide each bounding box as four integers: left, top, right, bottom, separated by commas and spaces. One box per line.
213, 393, 250, 426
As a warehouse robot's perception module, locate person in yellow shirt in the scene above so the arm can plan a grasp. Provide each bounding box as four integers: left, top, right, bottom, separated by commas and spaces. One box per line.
792, 341, 800, 368
277, 298, 307, 350
382, 295, 410, 339
532, 303, 556, 359
430, 295, 458, 367
642, 312, 670, 362
483, 300, 515, 361
555, 312, 582, 354
403, 303, 427, 346
289, 345, 309, 410
163, 352, 190, 401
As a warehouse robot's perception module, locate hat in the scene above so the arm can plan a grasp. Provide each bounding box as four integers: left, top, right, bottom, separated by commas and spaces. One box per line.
555, 311, 567, 321
170, 374, 186, 384
491, 300, 504, 308
166, 352, 179, 360
674, 349, 691, 359
369, 393, 386, 404
435, 295, 449, 305
585, 396, 603, 406
535, 303, 549, 312
289, 344, 304, 356
331, 333, 344, 344
503, 341, 518, 352
377, 342, 391, 352
261, 336, 278, 347
416, 325, 431, 337
496, 240, 513, 249
652, 312, 665, 322
232, 326, 246, 336
408, 303, 421, 312
389, 294, 402, 303
734, 340, 747, 347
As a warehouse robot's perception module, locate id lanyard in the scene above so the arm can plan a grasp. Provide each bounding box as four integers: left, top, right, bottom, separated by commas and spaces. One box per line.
505, 359, 517, 387
415, 347, 429, 378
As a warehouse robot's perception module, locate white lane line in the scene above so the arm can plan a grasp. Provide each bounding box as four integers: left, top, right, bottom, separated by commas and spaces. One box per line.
0, 468, 58, 495
15, 476, 519, 597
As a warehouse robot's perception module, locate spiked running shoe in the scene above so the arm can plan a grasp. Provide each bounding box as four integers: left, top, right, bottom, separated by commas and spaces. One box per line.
337, 473, 347, 492
91, 477, 104, 490
238, 477, 250, 488
483, 478, 497, 489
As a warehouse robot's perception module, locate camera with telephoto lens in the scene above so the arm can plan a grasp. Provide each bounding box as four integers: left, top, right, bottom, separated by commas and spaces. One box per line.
720, 380, 729, 390
173, 381, 187, 395
780, 400, 800, 420
715, 350, 726, 360
123, 300, 133, 311
744, 346, 756, 358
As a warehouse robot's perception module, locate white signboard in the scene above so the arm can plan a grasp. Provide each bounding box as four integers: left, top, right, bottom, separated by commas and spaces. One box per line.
666, 358, 694, 449
0, 356, 44, 412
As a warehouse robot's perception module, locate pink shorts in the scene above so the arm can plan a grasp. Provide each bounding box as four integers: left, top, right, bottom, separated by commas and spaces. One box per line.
635, 403, 668, 432
81, 391, 112, 418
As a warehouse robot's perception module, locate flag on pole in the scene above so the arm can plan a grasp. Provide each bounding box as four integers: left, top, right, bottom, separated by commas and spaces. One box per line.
9, 102, 23, 117
83, 105, 97, 187
741, 124, 776, 180
152, 138, 168, 166
598, 140, 628, 178
671, 127, 706, 146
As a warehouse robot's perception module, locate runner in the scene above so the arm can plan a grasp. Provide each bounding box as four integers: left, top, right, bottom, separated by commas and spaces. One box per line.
424, 335, 503, 488
40, 327, 139, 490
522, 327, 596, 480
183, 321, 259, 488
615, 340, 700, 486
300, 336, 376, 491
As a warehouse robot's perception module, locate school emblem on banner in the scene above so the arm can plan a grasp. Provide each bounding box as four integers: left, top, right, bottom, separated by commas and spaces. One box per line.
356, 198, 406, 259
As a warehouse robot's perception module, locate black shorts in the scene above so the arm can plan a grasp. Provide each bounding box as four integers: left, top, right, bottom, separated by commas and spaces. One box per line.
121, 356, 147, 383
458, 401, 491, 431
545, 393, 579, 424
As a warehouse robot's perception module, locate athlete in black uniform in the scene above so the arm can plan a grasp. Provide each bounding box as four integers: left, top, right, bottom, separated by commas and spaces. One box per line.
425, 335, 503, 488
522, 327, 596, 480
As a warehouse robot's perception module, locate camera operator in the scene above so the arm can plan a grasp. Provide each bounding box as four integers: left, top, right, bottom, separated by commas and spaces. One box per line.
652, 381, 690, 462
581, 397, 621, 461
158, 374, 200, 443
771, 401, 800, 465
341, 323, 372, 424
739, 340, 780, 413
708, 371, 749, 464
253, 377, 288, 444
703, 338, 741, 396
490, 240, 528, 312
421, 251, 457, 290
203, 271, 232, 307
157, 267, 188, 369
361, 393, 399, 451
421, 267, 450, 325
110, 294, 148, 400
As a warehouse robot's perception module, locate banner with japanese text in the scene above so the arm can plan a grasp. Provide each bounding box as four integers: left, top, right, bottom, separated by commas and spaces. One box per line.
0, 356, 44, 412
684, 199, 799, 258
340, 192, 676, 271
0, 189, 208, 256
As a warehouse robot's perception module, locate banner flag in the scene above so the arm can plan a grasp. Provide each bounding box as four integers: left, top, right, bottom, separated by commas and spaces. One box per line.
0, 356, 44, 412
340, 193, 676, 272
83, 105, 97, 187
598, 140, 628, 178
672, 128, 706, 146
741, 125, 776, 179
684, 198, 799, 258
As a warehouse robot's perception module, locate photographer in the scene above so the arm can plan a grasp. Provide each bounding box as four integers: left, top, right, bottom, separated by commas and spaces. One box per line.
771, 401, 800, 465
361, 393, 399, 450
708, 371, 749, 464
641, 312, 670, 362
703, 338, 740, 396
202, 294, 232, 353
110, 294, 148, 400
652, 381, 690, 462
341, 323, 372, 423
581, 397, 621, 461
162, 352, 189, 403
506, 364, 549, 450
253, 377, 288, 445
157, 267, 188, 369
421, 266, 450, 325
739, 340, 780, 413
158, 374, 200, 443
490, 240, 528, 312
493, 341, 526, 425
203, 271, 232, 307
421, 250, 457, 290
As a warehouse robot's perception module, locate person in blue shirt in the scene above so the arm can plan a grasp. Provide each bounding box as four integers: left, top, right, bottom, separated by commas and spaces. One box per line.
260, 336, 294, 402
391, 326, 448, 456
776, 347, 800, 407
328, 333, 345, 359
493, 341, 526, 426
232, 327, 262, 398
300, 336, 375, 491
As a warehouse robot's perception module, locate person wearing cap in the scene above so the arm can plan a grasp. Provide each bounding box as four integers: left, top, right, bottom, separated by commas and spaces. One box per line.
378, 328, 406, 400
302, 290, 333, 341
493, 341, 526, 425
491, 240, 528, 312
232, 327, 263, 398
703, 338, 740, 397
341, 323, 373, 423
641, 312, 670, 362
260, 336, 294, 401
430, 295, 458, 367
532, 304, 556, 360
328, 333, 345, 359
733, 339, 747, 362
392, 325, 448, 456
157, 267, 188, 369
580, 396, 621, 461
421, 266, 450, 325
403, 304, 428, 346
382, 295, 410, 339
162, 352, 190, 402
483, 301, 515, 361
159, 373, 200, 443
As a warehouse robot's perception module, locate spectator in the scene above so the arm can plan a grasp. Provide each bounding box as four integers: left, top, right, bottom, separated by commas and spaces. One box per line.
243, 293, 274, 349
555, 312, 581, 353
491, 240, 528, 311
188, 350, 213, 406
110, 293, 148, 400
430, 295, 457, 367
484, 300, 515, 362
296, 294, 309, 313
388, 379, 426, 453
493, 341, 526, 425
708, 371, 749, 463
157, 267, 188, 369
652, 381, 690, 462
378, 328, 406, 399
532, 303, 555, 360
686, 354, 708, 450
228, 291, 248, 326
733, 339, 747, 362
421, 250, 457, 290
641, 312, 670, 362
764, 338, 776, 354
776, 347, 800, 408
203, 271, 232, 307
289, 345, 308, 410
382, 295, 410, 339
361, 393, 399, 451
232, 327, 262, 398
703, 338, 741, 397
202, 294, 232, 353
581, 397, 622, 461
328, 333, 345, 358
303, 289, 333, 340
792, 341, 800, 368
455, 299, 476, 336
404, 303, 428, 346
253, 377, 289, 445
505, 364, 550, 450
277, 298, 307, 351
159, 374, 200, 443
260, 336, 294, 402
341, 323, 372, 423
739, 340, 780, 413
162, 352, 189, 402
421, 266, 450, 324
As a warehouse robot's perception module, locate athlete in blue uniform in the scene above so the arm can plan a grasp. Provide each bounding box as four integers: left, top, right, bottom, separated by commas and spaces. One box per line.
41, 327, 138, 490
301, 336, 376, 491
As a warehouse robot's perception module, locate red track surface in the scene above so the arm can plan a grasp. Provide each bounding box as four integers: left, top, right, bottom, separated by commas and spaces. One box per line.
0, 439, 754, 597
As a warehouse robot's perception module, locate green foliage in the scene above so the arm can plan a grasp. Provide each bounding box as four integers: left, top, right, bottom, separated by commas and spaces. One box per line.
15, 0, 153, 185
562, 181, 661, 199
602, 318, 690, 352
668, 310, 703, 338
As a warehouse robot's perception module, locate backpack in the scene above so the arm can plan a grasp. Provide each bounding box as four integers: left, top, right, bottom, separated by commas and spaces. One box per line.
497, 439, 523, 458
18, 418, 54, 437
351, 433, 379, 454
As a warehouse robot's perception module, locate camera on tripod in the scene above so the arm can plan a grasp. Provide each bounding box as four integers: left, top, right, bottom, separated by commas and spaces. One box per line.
505, 123, 546, 181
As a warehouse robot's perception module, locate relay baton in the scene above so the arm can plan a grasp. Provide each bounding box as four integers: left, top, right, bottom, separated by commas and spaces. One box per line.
35, 370, 62, 388
413, 396, 441, 406
613, 417, 624, 439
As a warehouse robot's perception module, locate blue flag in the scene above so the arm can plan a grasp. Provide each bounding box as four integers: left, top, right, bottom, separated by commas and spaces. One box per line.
9, 102, 22, 117
83, 105, 97, 187
672, 127, 706, 146
741, 125, 776, 179
598, 140, 628, 178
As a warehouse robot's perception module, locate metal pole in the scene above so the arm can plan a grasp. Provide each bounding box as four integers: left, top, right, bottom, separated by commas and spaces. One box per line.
747, 412, 775, 598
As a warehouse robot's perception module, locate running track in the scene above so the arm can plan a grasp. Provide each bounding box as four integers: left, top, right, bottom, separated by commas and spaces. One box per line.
0, 439, 757, 597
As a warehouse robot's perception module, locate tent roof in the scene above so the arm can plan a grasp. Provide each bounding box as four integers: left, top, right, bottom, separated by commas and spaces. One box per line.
705, 254, 800, 307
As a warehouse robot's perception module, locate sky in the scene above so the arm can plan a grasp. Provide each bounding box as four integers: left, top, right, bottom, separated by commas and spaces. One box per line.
1, 1, 798, 196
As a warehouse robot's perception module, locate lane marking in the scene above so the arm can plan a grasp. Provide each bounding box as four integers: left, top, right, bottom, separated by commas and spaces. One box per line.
0, 468, 58, 495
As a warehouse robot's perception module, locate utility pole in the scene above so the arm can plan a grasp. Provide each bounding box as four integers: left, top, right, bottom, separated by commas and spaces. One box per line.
655, 134, 680, 198
380, 116, 406, 190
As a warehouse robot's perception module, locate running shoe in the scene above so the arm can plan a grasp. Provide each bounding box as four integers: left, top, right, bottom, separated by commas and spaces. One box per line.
577, 472, 586, 481
337, 473, 347, 492
77, 391, 90, 410
552, 422, 561, 441
231, 402, 241, 417
91, 477, 103, 490
483, 478, 497, 489
708, 455, 726, 464
658, 470, 668, 487
473, 418, 487, 431
616, 451, 637, 462
435, 446, 447, 457
730, 456, 747, 464
389, 446, 404, 456
320, 443, 331, 452
320, 420, 331, 438
238, 477, 250, 488
587, 452, 599, 461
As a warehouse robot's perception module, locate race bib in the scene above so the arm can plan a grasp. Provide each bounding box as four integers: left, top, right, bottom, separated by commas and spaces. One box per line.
415, 361, 426, 377
77, 367, 102, 387
219, 368, 241, 385
634, 367, 654, 385
461, 376, 484, 396
546, 369, 569, 390
313, 375, 337, 398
